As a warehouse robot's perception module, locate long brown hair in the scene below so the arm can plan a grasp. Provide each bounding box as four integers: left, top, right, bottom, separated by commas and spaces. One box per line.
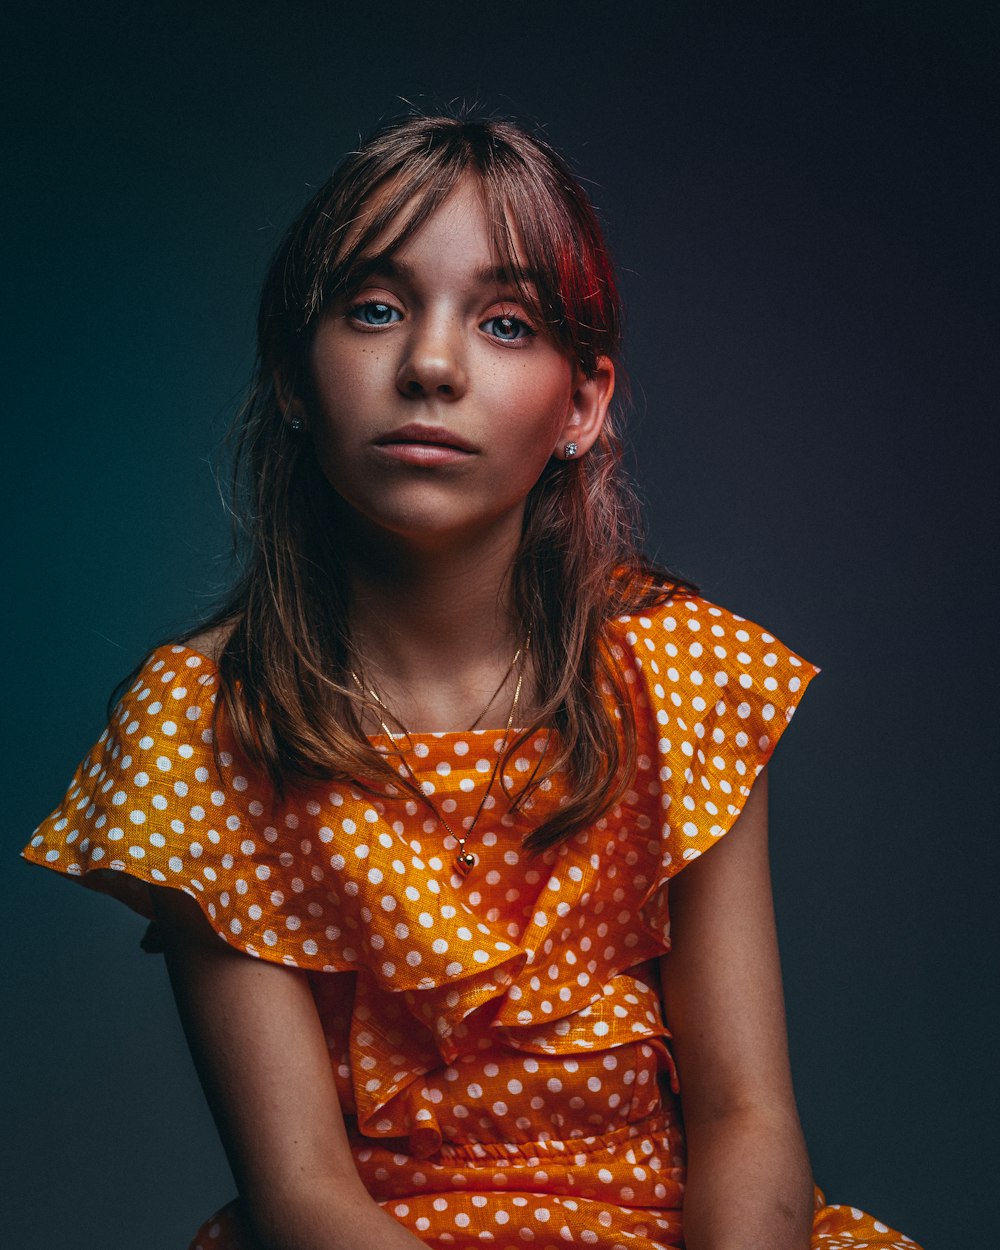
171, 111, 696, 851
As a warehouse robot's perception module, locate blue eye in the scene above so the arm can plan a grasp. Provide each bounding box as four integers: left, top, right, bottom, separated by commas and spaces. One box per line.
349, 301, 401, 326
483, 314, 535, 341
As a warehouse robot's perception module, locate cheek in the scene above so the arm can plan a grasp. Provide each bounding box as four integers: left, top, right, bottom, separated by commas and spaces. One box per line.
307, 352, 380, 454
310, 349, 354, 412
495, 363, 572, 441
487, 350, 570, 417
324, 342, 393, 393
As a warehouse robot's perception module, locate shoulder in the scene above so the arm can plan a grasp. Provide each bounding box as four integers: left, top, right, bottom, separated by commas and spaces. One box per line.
133, 639, 221, 687
121, 622, 234, 710
607, 590, 819, 877
112, 639, 223, 743
608, 587, 817, 679
179, 621, 234, 666
606, 589, 820, 752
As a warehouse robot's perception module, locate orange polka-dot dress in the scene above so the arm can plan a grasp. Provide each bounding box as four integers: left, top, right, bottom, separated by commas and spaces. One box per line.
24, 595, 922, 1249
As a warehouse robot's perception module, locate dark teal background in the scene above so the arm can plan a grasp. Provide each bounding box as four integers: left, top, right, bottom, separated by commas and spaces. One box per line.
6, 2, 996, 1246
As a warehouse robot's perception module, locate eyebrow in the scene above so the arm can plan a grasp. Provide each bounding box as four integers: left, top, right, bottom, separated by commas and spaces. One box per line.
349, 253, 543, 292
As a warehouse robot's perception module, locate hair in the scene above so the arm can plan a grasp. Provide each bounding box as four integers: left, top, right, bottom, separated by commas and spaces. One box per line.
155, 110, 696, 851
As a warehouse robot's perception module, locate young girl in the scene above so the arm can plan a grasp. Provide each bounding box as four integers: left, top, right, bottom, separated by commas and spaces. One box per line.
23, 114, 923, 1250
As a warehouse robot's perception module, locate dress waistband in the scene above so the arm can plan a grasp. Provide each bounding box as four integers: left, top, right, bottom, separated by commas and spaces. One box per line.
352, 1115, 680, 1170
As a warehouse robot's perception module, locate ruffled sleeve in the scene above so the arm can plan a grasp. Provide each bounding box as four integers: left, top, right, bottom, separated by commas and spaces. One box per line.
21, 645, 528, 993
611, 593, 820, 880
23, 645, 236, 927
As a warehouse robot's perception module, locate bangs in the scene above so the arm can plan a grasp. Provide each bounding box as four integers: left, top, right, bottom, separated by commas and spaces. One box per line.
477, 171, 575, 354
318, 167, 462, 310
475, 144, 617, 374
285, 122, 616, 373
315, 168, 564, 348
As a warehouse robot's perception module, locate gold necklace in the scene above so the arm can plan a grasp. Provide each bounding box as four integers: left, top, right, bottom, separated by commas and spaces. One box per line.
350, 640, 529, 876
461, 638, 529, 732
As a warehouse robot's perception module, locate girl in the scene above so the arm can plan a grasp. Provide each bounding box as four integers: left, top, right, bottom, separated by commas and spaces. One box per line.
23, 113, 922, 1250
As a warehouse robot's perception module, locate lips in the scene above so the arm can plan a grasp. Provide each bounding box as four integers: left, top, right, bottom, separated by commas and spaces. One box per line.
374, 423, 478, 453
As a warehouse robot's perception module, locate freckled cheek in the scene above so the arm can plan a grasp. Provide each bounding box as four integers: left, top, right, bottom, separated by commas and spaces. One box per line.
325, 344, 393, 390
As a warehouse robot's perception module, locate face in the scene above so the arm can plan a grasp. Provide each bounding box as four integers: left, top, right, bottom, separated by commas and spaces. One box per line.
299, 176, 606, 552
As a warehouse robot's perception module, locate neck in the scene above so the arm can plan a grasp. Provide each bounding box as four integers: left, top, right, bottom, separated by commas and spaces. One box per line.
342, 518, 531, 732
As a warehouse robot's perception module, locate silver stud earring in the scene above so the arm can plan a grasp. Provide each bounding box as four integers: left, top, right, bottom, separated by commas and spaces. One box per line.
564, 441, 578, 458
289, 416, 304, 432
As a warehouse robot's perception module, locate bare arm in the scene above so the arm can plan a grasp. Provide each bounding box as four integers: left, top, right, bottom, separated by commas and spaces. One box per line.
659, 768, 814, 1250
152, 887, 426, 1250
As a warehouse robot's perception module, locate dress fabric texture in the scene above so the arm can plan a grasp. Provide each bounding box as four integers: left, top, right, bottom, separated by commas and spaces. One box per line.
25, 594, 921, 1250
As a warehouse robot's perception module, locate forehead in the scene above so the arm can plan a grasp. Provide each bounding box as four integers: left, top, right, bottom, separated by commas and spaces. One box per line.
340, 171, 531, 278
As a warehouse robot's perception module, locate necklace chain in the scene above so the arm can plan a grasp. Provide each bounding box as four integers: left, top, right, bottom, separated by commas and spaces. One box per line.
350, 636, 530, 876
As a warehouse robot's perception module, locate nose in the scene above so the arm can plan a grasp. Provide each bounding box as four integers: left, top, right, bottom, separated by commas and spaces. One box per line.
395, 315, 468, 401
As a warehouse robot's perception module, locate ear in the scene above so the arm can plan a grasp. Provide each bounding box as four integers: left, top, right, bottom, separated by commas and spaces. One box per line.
273, 369, 308, 430
555, 356, 615, 459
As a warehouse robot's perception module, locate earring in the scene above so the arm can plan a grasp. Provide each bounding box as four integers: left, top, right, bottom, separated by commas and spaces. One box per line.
564, 441, 578, 458
289, 416, 304, 432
